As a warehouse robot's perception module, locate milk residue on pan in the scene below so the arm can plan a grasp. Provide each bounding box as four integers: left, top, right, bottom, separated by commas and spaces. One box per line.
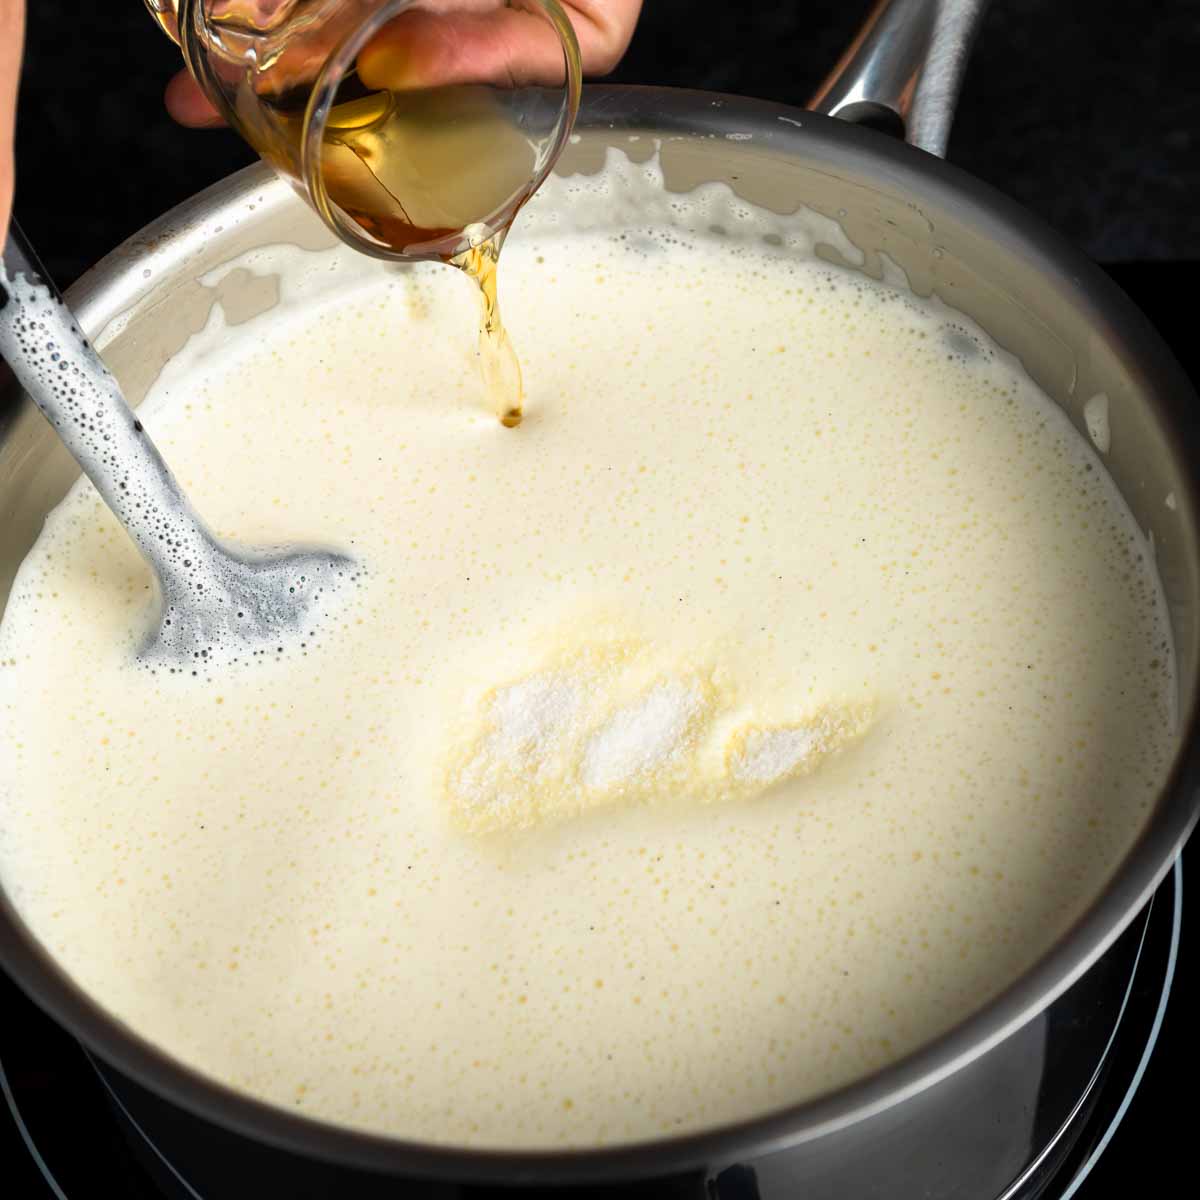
1084, 392, 1111, 453
0, 146, 1179, 1149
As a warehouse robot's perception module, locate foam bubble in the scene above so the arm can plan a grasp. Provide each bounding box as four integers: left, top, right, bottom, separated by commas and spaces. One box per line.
0, 265, 359, 674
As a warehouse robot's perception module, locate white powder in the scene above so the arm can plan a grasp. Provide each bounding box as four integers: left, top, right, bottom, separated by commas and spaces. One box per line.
446, 651, 722, 831
452, 673, 587, 812
732, 726, 823, 784
725, 706, 875, 790
444, 645, 875, 832
489, 674, 584, 762
581, 678, 704, 790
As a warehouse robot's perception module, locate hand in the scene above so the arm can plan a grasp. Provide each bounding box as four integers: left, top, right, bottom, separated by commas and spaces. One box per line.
0, 0, 24, 240
165, 1, 643, 128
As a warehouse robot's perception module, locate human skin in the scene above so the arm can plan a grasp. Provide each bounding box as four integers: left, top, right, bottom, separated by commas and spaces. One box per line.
164, 0, 644, 126
0, 0, 23, 239
0, 2, 643, 235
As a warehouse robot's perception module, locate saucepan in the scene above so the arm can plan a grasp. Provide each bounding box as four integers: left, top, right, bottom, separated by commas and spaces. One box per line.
0, 0, 1197, 1195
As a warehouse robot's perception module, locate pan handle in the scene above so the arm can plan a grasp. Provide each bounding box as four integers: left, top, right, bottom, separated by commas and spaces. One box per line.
808, 0, 990, 158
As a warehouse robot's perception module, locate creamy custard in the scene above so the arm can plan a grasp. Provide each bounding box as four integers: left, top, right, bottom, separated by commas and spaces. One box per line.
0, 155, 1176, 1148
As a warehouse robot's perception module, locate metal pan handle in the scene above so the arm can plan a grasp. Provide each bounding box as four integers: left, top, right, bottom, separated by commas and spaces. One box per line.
809, 0, 990, 158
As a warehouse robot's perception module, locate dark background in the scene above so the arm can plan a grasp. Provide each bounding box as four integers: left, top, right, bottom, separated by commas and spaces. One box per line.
11, 0, 1200, 285
3, 2, 1198, 1196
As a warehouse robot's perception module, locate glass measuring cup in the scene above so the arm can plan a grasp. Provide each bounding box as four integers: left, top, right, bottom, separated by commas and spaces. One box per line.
145, 1, 583, 263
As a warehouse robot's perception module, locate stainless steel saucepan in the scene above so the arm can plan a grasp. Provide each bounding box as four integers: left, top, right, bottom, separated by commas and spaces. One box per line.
0, 1, 1196, 1194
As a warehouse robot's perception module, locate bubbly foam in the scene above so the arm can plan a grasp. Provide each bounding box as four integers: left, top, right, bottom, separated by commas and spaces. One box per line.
0, 152, 1177, 1149
0, 266, 358, 674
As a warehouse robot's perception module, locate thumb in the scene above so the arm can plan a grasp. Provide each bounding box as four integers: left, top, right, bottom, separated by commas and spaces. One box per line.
163, 11, 566, 126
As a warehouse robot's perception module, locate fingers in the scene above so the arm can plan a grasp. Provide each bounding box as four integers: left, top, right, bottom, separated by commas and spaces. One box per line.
163, 0, 645, 127
569, 0, 643, 75
164, 70, 226, 128
358, 0, 643, 91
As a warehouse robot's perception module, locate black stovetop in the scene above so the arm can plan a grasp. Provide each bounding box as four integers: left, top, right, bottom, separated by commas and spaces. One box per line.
1, 263, 1197, 1198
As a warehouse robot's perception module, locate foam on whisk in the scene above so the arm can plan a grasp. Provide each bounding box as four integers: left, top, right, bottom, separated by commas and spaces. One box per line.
0, 265, 358, 675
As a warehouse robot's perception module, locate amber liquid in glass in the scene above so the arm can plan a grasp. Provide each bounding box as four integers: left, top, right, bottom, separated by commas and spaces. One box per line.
321, 83, 531, 425
268, 79, 537, 426
170, 0, 582, 431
